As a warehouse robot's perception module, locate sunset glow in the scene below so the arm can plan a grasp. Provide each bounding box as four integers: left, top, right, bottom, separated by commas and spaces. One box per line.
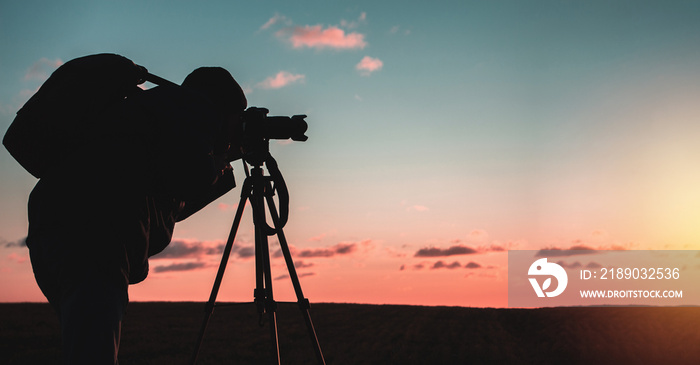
2, 1, 700, 308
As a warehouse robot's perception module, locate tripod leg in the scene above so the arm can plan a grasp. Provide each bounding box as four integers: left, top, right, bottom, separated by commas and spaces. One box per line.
252, 179, 282, 365
257, 224, 281, 365
265, 194, 327, 365
190, 190, 249, 365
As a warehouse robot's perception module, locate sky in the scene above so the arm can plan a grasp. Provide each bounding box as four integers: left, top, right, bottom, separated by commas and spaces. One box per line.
1, 0, 700, 308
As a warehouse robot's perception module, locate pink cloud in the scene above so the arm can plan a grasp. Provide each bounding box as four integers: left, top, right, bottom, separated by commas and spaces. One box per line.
356, 56, 383, 75
257, 71, 305, 89
281, 25, 367, 49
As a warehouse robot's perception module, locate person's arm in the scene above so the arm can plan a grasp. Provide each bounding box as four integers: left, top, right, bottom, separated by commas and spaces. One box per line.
175, 163, 235, 221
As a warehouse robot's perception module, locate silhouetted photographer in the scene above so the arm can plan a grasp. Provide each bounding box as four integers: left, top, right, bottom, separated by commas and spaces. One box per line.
3, 53, 308, 364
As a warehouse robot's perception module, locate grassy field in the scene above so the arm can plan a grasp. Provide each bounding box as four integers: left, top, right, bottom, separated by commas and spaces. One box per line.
2, 302, 700, 364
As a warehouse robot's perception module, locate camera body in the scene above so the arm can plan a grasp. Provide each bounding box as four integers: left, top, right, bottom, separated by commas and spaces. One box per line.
235, 107, 308, 165
242, 107, 308, 142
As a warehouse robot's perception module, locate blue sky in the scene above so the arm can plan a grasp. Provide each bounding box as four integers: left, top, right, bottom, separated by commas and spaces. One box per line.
2, 1, 700, 306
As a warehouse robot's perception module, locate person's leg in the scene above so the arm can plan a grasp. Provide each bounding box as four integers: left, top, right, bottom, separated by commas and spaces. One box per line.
60, 277, 128, 365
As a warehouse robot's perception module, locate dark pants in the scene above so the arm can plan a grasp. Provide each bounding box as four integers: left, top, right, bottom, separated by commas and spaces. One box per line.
59, 276, 127, 365
29, 238, 128, 365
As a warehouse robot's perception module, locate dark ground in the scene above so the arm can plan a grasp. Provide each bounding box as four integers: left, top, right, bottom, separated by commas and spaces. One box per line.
2, 302, 700, 364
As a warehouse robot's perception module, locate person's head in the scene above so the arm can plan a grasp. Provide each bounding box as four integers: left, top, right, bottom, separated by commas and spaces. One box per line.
182, 67, 247, 154
182, 67, 247, 115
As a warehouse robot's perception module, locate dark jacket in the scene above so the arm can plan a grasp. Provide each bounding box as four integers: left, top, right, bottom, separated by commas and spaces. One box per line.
26, 82, 235, 294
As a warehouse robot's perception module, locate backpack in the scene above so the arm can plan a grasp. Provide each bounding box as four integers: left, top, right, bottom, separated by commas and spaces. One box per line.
2, 53, 146, 178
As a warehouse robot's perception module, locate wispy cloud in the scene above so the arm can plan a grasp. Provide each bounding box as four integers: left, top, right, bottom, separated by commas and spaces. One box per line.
150, 239, 223, 259
294, 260, 314, 268
236, 245, 256, 259
276, 240, 374, 260
257, 71, 306, 89
260, 13, 291, 30
340, 12, 367, 29
402, 260, 485, 271
431, 261, 462, 269
356, 56, 383, 76
298, 242, 358, 258
3, 237, 26, 248
153, 262, 207, 273
413, 232, 517, 259
465, 261, 482, 269
535, 241, 630, 258
275, 272, 316, 280
535, 244, 600, 257
389, 25, 411, 36
414, 244, 478, 257
555, 260, 607, 270
150, 239, 256, 261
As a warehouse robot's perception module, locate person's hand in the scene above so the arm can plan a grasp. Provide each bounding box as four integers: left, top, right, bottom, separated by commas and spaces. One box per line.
134, 64, 148, 85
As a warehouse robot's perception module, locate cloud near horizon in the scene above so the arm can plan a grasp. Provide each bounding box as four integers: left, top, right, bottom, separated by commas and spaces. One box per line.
153, 261, 207, 273
534, 244, 623, 257
275, 272, 316, 280
414, 244, 478, 257
556, 260, 604, 270
294, 260, 314, 268
297, 242, 358, 258
150, 239, 257, 261
3, 237, 27, 248
149, 238, 257, 274
401, 260, 484, 271
275, 240, 374, 260
150, 239, 224, 259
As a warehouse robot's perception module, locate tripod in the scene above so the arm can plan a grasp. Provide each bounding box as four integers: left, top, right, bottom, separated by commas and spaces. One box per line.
190, 153, 326, 365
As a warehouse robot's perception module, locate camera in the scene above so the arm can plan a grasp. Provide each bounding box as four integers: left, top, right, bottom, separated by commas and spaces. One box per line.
242, 107, 308, 142
232, 107, 308, 165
